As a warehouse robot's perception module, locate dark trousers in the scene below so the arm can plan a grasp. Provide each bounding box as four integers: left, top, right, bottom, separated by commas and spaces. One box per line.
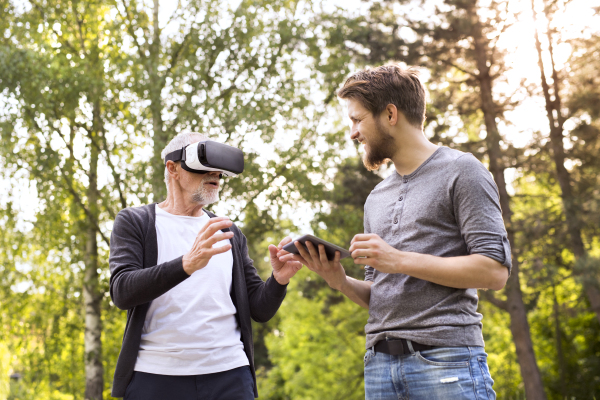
124, 366, 255, 400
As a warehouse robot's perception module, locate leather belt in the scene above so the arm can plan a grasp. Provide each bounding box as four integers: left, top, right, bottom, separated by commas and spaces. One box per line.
373, 339, 435, 356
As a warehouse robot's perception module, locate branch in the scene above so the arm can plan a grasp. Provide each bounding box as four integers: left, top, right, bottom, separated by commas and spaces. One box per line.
479, 290, 508, 311
118, 0, 148, 62
439, 58, 478, 78
26, 111, 111, 246
231, 93, 337, 222
71, 1, 87, 53
163, 29, 193, 80
43, 107, 118, 221
30, 1, 79, 54
72, 120, 127, 212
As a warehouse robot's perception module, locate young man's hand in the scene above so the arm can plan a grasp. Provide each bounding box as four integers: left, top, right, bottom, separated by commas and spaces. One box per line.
269, 237, 303, 285
277, 240, 347, 291
350, 233, 402, 273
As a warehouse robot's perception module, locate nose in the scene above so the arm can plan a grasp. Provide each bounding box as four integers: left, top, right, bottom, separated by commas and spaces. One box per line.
207, 171, 222, 178
350, 124, 359, 141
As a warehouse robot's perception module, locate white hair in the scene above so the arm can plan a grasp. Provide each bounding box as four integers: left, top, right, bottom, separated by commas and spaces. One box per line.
161, 132, 209, 190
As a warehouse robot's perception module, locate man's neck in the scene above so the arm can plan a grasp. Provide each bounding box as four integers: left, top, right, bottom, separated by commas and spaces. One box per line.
389, 128, 439, 176
158, 192, 205, 217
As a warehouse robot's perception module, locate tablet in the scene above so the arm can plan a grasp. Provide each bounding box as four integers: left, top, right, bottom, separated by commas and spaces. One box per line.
282, 234, 352, 261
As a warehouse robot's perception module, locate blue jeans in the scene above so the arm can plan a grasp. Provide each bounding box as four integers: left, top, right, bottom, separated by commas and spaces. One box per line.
364, 342, 495, 400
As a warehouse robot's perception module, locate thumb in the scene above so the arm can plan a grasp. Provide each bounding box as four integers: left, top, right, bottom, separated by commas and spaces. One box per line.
268, 244, 279, 260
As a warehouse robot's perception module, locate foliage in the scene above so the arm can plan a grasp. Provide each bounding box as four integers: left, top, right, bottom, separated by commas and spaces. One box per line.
260, 268, 368, 400
1, 0, 600, 399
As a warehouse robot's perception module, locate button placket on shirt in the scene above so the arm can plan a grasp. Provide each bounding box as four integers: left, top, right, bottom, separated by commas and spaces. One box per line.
392, 177, 408, 227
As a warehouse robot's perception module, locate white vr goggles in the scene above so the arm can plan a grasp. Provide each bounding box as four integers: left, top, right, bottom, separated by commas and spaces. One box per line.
164, 140, 245, 177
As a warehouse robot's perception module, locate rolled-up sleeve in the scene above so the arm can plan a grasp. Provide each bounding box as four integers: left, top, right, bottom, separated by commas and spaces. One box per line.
452, 154, 512, 274
363, 203, 375, 282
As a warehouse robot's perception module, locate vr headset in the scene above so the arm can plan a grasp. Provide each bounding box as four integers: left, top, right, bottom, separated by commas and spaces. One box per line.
164, 140, 244, 177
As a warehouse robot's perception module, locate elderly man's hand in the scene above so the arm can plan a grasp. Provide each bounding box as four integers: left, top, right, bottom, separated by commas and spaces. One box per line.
269, 237, 303, 285
182, 217, 234, 275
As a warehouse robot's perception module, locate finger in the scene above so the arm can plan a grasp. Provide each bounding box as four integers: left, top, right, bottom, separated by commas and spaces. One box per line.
203, 231, 235, 247
277, 236, 293, 249
277, 249, 291, 257
304, 241, 320, 261
353, 257, 372, 265
281, 252, 308, 266
349, 240, 373, 252
318, 244, 329, 265
268, 244, 279, 260
334, 250, 341, 265
207, 243, 232, 256
351, 234, 373, 244
200, 219, 233, 240
198, 219, 232, 239
294, 241, 313, 262
291, 261, 303, 272
351, 249, 371, 259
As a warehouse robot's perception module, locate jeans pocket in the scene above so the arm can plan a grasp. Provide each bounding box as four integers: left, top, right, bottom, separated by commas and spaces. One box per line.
364, 349, 374, 367
416, 348, 470, 367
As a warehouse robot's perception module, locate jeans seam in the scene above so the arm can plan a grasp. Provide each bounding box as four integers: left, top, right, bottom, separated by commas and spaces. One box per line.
477, 357, 492, 400
468, 346, 479, 400
400, 355, 409, 400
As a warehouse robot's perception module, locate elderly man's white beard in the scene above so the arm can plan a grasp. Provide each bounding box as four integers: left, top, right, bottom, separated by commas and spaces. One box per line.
191, 175, 221, 205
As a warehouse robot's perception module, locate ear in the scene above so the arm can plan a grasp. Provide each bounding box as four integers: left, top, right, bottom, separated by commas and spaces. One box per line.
385, 104, 398, 126
166, 161, 181, 181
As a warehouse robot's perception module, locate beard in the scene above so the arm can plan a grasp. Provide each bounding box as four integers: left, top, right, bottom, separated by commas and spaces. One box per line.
362, 120, 397, 171
191, 175, 221, 205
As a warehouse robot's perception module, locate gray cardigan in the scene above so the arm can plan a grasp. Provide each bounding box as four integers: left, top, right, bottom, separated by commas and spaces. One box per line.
108, 204, 287, 398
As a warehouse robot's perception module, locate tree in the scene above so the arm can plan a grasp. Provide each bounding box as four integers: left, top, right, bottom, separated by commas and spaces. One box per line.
531, 0, 600, 323
0, 1, 132, 397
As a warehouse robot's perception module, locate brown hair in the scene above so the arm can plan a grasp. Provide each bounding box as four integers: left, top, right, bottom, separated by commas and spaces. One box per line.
337, 64, 426, 128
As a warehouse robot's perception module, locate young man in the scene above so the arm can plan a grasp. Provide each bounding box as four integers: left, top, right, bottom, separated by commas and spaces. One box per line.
109, 132, 302, 400
279, 64, 511, 399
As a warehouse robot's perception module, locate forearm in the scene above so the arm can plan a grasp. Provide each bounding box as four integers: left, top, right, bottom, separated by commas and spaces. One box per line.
397, 252, 508, 290
339, 276, 373, 309
110, 257, 189, 309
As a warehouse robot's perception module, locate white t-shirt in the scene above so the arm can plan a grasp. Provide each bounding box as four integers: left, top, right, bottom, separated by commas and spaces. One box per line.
134, 205, 249, 375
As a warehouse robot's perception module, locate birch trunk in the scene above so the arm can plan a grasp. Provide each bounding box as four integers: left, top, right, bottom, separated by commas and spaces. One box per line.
83, 113, 103, 400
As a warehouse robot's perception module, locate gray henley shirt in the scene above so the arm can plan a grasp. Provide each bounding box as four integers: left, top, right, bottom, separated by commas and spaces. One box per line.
363, 146, 511, 349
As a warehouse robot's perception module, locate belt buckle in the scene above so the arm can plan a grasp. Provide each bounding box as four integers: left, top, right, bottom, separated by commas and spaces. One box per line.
386, 339, 406, 356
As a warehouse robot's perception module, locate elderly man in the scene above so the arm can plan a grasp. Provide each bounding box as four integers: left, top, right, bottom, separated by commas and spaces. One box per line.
109, 132, 302, 400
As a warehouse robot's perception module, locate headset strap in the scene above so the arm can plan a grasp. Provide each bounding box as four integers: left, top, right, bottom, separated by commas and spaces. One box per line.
164, 147, 186, 165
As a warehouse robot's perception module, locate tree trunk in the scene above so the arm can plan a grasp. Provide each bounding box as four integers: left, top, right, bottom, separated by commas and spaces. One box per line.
84, 103, 103, 400
552, 286, 566, 398
150, 0, 167, 202
472, 15, 548, 400
532, 0, 600, 324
